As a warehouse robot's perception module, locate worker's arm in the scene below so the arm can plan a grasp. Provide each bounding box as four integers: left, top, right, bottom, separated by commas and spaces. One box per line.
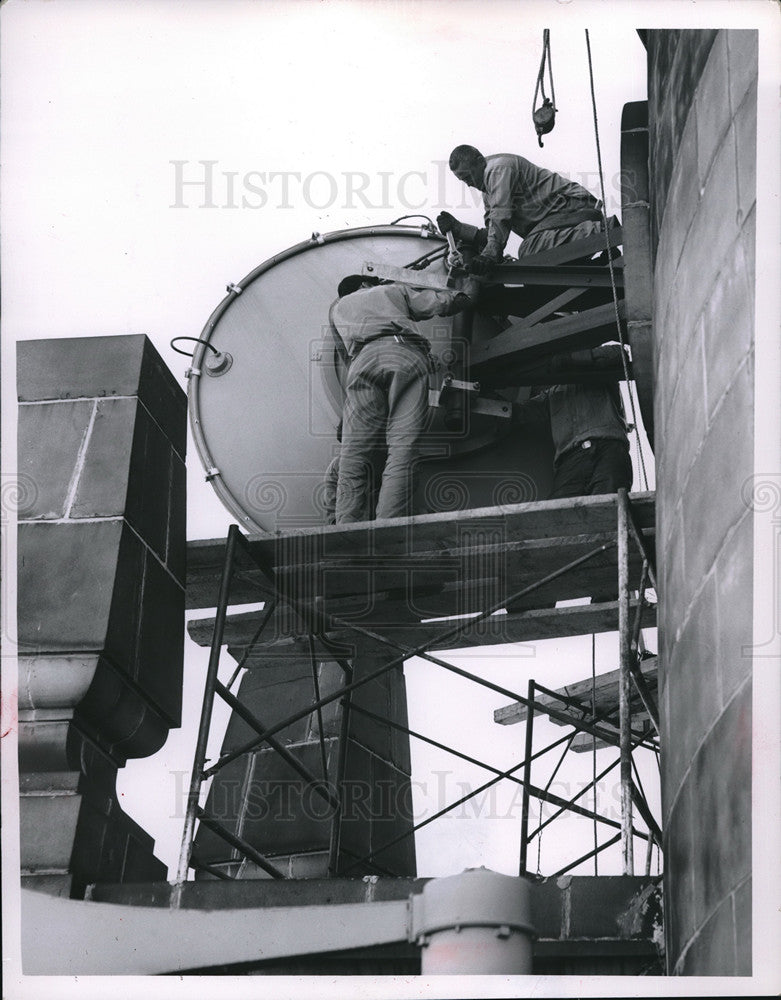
481, 160, 519, 261
550, 343, 631, 371
450, 220, 489, 251
404, 286, 475, 320
510, 392, 550, 436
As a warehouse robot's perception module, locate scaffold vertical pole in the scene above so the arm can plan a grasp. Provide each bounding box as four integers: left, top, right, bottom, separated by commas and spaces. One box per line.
175, 524, 240, 889
617, 489, 634, 874
519, 678, 536, 875
328, 670, 353, 876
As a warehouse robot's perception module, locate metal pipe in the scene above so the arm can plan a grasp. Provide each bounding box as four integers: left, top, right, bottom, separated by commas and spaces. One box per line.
307, 635, 330, 786
630, 561, 649, 654
623, 498, 658, 589
551, 832, 622, 879
519, 679, 536, 875
214, 679, 339, 809
204, 542, 620, 777
343, 745, 653, 876
350, 700, 574, 782
631, 779, 663, 845
347, 701, 646, 846
328, 663, 354, 876
591, 633, 598, 874
627, 561, 660, 735
527, 755, 621, 841
341, 758, 527, 874
195, 808, 286, 880
617, 488, 634, 874
175, 524, 240, 889
645, 827, 655, 875
225, 596, 280, 689
190, 856, 235, 881
410, 870, 534, 975
628, 664, 660, 736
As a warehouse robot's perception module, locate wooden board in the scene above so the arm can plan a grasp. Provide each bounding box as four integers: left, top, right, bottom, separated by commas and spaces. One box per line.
186, 493, 655, 611
493, 655, 659, 751
188, 599, 657, 659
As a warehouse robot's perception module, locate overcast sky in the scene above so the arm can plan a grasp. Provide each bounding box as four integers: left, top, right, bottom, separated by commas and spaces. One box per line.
0, 0, 662, 886
2, 0, 773, 897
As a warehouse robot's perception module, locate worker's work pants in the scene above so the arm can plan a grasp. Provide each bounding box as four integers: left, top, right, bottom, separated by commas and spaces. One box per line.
518, 217, 615, 257
550, 438, 632, 499
335, 339, 430, 523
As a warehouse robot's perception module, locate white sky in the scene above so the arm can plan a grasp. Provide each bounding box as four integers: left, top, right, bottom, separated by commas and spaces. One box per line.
2, 4, 780, 993
0, 0, 666, 883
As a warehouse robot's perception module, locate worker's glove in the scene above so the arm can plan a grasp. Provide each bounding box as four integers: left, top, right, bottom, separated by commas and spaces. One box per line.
466, 252, 498, 276
437, 211, 462, 238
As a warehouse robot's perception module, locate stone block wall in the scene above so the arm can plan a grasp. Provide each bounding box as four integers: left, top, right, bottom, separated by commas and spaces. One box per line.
648, 30, 756, 975
193, 639, 416, 878
17, 335, 187, 897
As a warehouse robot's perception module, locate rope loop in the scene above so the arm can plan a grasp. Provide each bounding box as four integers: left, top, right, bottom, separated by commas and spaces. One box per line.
533, 29, 557, 146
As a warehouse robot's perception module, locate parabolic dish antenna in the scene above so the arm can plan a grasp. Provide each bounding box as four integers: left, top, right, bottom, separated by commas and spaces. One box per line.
188, 225, 552, 534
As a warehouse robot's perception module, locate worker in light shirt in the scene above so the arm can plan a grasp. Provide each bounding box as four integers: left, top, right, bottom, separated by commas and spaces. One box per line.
331, 275, 475, 523
439, 144, 616, 274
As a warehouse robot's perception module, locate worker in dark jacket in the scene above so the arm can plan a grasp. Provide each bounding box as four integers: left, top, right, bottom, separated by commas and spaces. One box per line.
517, 345, 633, 498
332, 276, 474, 523
439, 144, 614, 274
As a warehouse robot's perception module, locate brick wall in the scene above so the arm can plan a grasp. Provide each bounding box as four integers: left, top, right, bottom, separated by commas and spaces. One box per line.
648, 30, 756, 975
17, 335, 187, 896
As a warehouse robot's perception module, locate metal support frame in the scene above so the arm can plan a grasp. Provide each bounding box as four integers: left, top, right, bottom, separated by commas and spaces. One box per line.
175, 524, 241, 888
178, 492, 661, 884
512, 490, 660, 878
519, 679, 536, 875
618, 488, 635, 874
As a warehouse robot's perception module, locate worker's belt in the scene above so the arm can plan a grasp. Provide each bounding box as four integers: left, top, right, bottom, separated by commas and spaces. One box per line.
526, 205, 603, 237
349, 333, 431, 360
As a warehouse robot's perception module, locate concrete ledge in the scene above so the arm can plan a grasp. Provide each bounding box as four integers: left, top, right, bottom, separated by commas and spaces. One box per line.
88, 873, 662, 943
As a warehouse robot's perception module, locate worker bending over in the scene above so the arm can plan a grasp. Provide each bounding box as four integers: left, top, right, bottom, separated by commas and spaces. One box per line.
517, 345, 633, 499
440, 144, 613, 274
332, 276, 474, 523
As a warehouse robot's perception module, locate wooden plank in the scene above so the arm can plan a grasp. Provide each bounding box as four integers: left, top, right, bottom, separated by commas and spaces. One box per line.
199, 534, 648, 612
186, 493, 655, 610
469, 300, 627, 377
248, 492, 654, 556
188, 599, 657, 658
265, 531, 652, 605
492, 263, 624, 288
493, 656, 658, 727
186, 538, 275, 609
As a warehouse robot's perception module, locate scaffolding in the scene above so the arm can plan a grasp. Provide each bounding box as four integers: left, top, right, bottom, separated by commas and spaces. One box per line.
178, 210, 659, 885
177, 488, 660, 886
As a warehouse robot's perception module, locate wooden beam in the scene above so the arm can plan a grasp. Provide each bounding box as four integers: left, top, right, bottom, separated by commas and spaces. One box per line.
186, 494, 656, 610
188, 599, 657, 657
493, 656, 658, 727
470, 300, 627, 379
490, 263, 625, 288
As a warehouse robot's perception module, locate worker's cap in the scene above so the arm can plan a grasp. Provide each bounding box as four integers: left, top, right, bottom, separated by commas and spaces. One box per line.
337, 274, 380, 298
